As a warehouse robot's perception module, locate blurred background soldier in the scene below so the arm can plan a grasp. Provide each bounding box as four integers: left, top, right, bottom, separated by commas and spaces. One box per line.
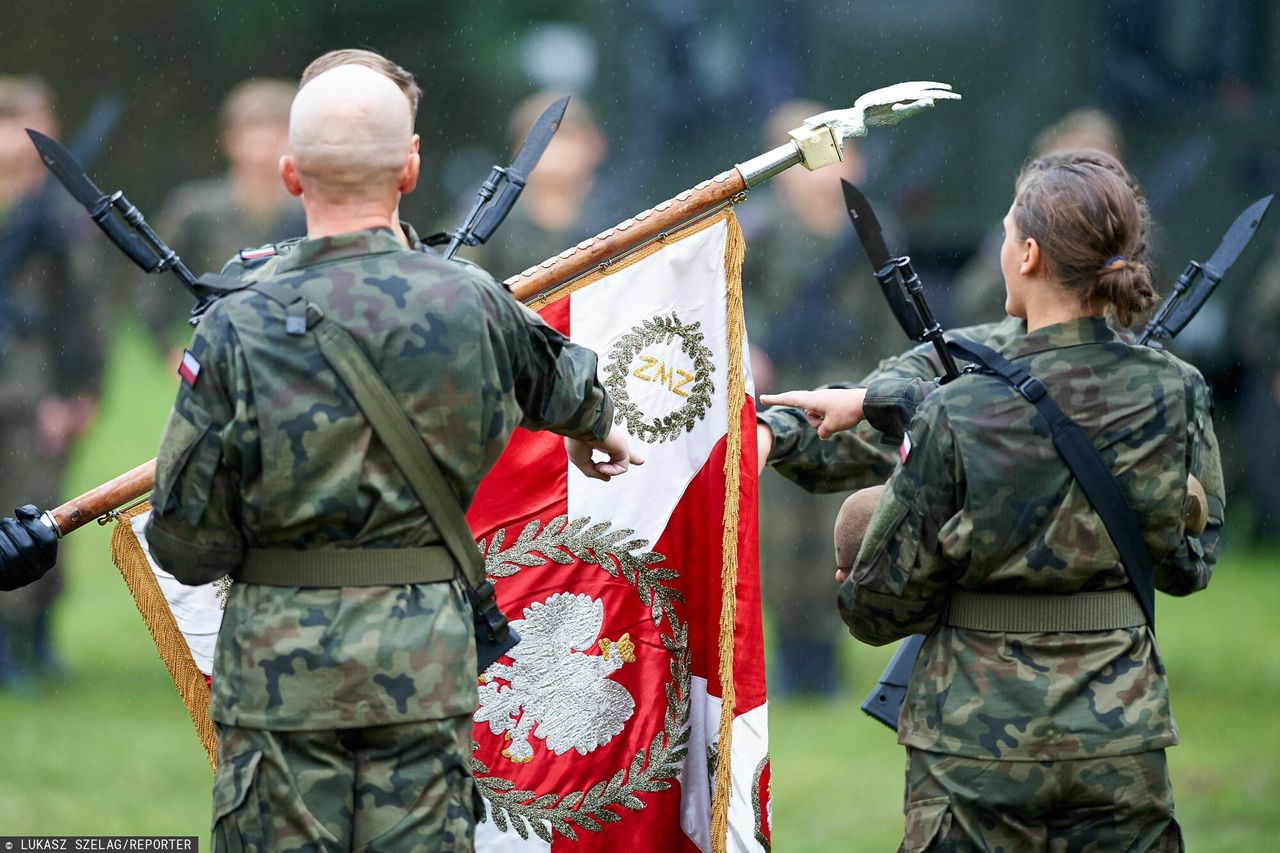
134, 78, 304, 360
1238, 241, 1280, 541
949, 107, 1125, 328
475, 91, 610, 281
742, 99, 900, 698
0, 75, 106, 688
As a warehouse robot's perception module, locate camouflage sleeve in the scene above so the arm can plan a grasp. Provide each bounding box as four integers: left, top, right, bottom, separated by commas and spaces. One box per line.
862, 376, 938, 443
760, 334, 957, 492
144, 303, 250, 585
761, 320, 1014, 492
837, 394, 961, 645
475, 272, 612, 442
1155, 365, 1224, 596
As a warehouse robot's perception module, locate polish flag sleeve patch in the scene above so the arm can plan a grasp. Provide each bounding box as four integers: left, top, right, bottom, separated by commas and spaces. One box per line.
178, 349, 202, 387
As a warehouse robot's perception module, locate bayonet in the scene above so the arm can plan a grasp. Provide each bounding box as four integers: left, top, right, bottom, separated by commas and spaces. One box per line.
841, 180, 959, 381
1140, 194, 1273, 344
444, 95, 570, 260
27, 129, 210, 315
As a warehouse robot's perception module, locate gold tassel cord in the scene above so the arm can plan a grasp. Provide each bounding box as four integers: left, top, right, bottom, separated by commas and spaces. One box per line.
110, 501, 219, 770
711, 211, 747, 853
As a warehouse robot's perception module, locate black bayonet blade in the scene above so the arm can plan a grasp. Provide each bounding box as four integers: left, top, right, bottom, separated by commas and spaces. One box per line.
842, 180, 894, 270
1203, 194, 1272, 278
507, 95, 569, 180
841, 180, 924, 339
26, 129, 106, 210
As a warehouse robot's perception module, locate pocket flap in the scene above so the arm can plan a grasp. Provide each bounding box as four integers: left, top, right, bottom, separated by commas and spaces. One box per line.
901, 795, 951, 853
212, 748, 262, 823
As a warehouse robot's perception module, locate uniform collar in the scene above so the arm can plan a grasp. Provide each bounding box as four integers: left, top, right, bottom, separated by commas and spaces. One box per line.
272, 227, 409, 273
999, 315, 1118, 361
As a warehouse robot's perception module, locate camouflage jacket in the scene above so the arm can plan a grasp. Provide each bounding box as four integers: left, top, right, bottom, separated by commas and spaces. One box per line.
145, 227, 612, 730
759, 317, 1026, 493
839, 315, 1223, 761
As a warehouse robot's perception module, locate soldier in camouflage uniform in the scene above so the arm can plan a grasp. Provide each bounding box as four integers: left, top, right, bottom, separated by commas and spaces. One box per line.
764, 151, 1221, 851
145, 51, 636, 852
136, 78, 305, 358
0, 76, 107, 686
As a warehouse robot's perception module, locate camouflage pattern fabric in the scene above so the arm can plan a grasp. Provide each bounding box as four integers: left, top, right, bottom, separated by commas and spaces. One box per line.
145, 227, 612, 732
759, 318, 1025, 495
135, 175, 305, 353
898, 747, 1182, 852
213, 715, 477, 852
839, 315, 1223, 761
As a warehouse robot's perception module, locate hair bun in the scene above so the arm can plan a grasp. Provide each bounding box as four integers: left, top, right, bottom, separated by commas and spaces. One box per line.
1096, 257, 1157, 326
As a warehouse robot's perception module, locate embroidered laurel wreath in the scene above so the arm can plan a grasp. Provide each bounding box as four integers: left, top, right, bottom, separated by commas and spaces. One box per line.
470, 515, 690, 842
603, 312, 715, 445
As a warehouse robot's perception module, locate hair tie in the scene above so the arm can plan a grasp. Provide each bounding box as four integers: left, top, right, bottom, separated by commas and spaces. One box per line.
1103, 255, 1125, 269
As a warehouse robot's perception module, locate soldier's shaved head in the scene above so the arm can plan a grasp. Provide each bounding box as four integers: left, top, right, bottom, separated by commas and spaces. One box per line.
285, 64, 417, 205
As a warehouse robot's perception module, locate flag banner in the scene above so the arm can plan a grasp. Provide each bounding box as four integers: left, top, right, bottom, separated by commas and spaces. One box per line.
107, 206, 768, 851
467, 209, 767, 852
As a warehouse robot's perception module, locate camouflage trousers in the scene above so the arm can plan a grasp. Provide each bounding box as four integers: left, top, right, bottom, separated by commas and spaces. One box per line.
213, 715, 478, 852
900, 748, 1182, 852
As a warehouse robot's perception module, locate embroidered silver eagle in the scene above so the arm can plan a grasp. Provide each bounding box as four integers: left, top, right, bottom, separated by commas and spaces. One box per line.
475, 592, 637, 763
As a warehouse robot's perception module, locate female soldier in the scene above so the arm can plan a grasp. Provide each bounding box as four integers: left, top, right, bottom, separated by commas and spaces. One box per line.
774, 151, 1219, 851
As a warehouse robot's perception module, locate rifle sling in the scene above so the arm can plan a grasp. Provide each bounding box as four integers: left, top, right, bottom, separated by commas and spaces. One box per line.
946, 338, 1157, 630
246, 279, 487, 592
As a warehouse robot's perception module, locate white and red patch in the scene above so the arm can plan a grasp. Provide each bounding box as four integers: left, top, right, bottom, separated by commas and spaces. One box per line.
899, 430, 913, 463
178, 349, 202, 387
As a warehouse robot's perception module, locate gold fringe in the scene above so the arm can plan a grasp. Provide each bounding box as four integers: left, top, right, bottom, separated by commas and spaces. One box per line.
110, 501, 218, 771
711, 210, 747, 853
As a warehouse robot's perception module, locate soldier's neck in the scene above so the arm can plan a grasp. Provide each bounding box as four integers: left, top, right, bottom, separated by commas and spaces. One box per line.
303, 198, 400, 242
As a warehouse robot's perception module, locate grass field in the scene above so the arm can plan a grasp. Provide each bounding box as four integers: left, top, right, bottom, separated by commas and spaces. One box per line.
1, 326, 1277, 850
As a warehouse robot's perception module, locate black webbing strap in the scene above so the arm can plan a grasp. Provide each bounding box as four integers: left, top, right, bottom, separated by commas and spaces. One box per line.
946, 338, 1156, 629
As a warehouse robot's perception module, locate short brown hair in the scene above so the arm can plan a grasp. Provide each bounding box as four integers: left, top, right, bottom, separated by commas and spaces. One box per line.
219, 78, 296, 132
1013, 148, 1158, 327
300, 49, 421, 120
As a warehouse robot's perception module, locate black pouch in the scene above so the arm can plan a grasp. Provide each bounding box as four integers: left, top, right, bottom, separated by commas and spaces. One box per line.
469, 580, 520, 674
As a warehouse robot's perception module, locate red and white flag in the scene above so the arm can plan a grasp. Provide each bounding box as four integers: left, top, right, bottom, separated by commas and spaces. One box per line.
108, 209, 769, 850
467, 210, 768, 852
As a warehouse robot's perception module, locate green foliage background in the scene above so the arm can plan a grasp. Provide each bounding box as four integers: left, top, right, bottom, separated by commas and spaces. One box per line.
0, 325, 1276, 850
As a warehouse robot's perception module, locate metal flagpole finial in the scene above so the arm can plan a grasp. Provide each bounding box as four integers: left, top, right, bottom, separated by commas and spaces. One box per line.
737, 81, 961, 186
810, 81, 961, 145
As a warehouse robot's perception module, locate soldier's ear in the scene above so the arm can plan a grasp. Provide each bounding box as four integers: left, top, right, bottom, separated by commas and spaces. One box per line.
280, 155, 304, 197
398, 134, 421, 195
1020, 237, 1041, 276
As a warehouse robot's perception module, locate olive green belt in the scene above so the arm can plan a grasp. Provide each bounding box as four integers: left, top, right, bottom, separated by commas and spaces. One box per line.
236, 546, 456, 587
944, 589, 1147, 633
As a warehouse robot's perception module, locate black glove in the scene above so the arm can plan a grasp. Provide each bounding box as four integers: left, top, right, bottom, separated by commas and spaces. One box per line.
0, 505, 58, 591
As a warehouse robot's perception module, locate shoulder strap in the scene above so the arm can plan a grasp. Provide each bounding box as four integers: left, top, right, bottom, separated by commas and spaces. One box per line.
946, 338, 1157, 629
250, 279, 486, 591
